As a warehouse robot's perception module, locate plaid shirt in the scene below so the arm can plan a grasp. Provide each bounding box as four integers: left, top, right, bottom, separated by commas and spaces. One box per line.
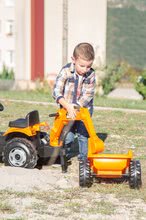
53, 62, 96, 109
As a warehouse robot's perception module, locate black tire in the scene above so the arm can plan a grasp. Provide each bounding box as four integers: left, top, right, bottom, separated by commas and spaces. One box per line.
79, 159, 93, 187
3, 138, 38, 168
129, 159, 142, 189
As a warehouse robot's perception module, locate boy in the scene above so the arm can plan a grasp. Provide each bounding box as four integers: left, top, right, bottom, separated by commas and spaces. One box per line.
53, 42, 96, 160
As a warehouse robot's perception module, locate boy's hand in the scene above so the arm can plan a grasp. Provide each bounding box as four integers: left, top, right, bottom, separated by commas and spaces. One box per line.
66, 104, 77, 119
58, 97, 78, 119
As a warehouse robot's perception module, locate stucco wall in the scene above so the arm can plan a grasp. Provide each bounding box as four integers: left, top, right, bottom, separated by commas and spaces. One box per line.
15, 0, 31, 80
68, 0, 107, 66
14, 0, 107, 87
44, 0, 63, 75
45, 0, 107, 77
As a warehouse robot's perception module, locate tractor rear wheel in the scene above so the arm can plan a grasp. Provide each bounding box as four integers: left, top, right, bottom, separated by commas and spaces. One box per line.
129, 159, 142, 189
3, 138, 38, 168
79, 159, 93, 187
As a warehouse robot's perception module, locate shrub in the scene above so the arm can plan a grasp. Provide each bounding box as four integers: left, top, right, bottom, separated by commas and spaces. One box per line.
101, 63, 126, 95
120, 64, 140, 83
35, 79, 51, 94
0, 64, 14, 80
135, 70, 146, 99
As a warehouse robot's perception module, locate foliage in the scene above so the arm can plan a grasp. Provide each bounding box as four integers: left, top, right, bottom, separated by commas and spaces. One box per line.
120, 64, 141, 83
101, 63, 127, 95
108, 0, 146, 10
35, 79, 51, 94
135, 69, 146, 99
0, 64, 14, 80
107, 5, 146, 69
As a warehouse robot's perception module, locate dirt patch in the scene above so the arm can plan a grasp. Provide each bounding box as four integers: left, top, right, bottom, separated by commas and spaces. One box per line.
0, 159, 146, 220
0, 163, 78, 192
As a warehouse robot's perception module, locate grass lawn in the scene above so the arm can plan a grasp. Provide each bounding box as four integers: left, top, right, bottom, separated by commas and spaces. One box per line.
0, 90, 146, 165
0, 90, 146, 110
0, 91, 146, 219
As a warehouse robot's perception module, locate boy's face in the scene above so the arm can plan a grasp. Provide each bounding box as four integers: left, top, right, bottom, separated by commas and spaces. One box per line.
72, 56, 93, 76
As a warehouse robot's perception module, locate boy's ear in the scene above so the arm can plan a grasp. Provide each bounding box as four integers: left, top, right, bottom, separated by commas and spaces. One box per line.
71, 56, 76, 64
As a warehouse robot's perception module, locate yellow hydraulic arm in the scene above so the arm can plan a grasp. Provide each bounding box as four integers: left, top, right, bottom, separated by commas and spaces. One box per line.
49, 107, 104, 154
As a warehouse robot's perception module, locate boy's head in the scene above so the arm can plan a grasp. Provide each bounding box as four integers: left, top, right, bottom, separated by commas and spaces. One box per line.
72, 42, 95, 76
73, 42, 95, 61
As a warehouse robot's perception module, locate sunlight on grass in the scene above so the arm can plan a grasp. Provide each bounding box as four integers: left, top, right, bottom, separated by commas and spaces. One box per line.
87, 199, 115, 215
0, 93, 145, 219
0, 202, 15, 214
1, 90, 146, 110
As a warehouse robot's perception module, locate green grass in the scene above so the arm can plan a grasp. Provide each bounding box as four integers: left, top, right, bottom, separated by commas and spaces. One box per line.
1, 185, 146, 219
94, 95, 146, 110
0, 100, 146, 166
0, 90, 146, 111
0, 91, 146, 219
0, 90, 54, 103
0, 202, 15, 214
0, 90, 146, 158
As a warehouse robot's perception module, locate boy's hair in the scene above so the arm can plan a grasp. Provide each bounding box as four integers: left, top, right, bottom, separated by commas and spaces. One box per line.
73, 42, 95, 61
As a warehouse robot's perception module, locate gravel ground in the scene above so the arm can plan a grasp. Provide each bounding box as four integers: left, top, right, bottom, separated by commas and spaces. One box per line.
0, 164, 78, 192
0, 158, 146, 220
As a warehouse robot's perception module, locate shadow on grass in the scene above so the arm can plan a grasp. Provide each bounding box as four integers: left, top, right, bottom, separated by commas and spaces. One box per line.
97, 133, 108, 142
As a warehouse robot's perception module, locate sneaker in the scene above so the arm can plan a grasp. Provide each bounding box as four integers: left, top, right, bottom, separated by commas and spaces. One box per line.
66, 154, 72, 161
77, 155, 87, 161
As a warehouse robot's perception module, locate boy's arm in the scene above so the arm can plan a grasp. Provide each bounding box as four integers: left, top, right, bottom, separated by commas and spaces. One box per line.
53, 68, 77, 119
78, 72, 96, 107
58, 97, 77, 119
53, 68, 66, 101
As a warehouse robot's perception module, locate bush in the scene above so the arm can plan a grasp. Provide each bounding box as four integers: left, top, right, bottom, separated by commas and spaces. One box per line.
35, 79, 51, 94
135, 70, 146, 99
101, 63, 126, 95
107, 6, 146, 69
120, 64, 140, 83
0, 64, 14, 80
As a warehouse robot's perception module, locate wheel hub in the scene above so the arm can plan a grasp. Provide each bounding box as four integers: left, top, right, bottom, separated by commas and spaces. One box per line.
9, 147, 27, 166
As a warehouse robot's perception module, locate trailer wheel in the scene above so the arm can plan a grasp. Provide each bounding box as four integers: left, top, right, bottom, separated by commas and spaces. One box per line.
129, 159, 142, 189
79, 159, 93, 187
4, 138, 38, 168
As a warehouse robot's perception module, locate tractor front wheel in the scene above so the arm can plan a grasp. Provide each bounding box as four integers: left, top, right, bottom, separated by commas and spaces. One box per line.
129, 159, 142, 189
3, 138, 38, 168
79, 159, 93, 187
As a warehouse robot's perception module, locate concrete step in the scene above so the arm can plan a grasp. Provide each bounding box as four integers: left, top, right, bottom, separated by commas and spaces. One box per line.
107, 88, 143, 100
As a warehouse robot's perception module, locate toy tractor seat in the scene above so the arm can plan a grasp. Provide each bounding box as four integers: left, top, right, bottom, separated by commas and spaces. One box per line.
9, 110, 40, 128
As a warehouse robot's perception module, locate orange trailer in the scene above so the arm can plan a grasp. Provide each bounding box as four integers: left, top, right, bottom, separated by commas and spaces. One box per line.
49, 107, 142, 189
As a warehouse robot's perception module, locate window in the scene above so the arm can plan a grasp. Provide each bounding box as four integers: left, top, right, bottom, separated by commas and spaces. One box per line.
0, 50, 2, 71
6, 50, 15, 66
5, 20, 14, 36
5, 0, 15, 7
0, 20, 1, 34
0, 50, 1, 63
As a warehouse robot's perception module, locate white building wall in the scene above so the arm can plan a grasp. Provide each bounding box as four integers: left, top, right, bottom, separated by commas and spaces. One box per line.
45, 0, 107, 78
44, 0, 63, 76
0, 0, 107, 85
0, 0, 15, 70
15, 0, 31, 81
68, 0, 107, 66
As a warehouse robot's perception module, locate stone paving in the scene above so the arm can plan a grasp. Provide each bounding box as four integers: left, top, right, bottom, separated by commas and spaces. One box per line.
107, 87, 143, 100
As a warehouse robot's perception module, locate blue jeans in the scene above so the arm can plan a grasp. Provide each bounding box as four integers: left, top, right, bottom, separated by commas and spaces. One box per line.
65, 121, 88, 160
64, 107, 93, 160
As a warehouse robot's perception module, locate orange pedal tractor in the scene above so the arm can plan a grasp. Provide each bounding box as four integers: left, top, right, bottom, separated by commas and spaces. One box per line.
49, 107, 142, 189
0, 102, 142, 189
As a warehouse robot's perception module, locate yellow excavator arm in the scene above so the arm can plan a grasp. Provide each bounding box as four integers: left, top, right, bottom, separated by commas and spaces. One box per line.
49, 107, 104, 154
